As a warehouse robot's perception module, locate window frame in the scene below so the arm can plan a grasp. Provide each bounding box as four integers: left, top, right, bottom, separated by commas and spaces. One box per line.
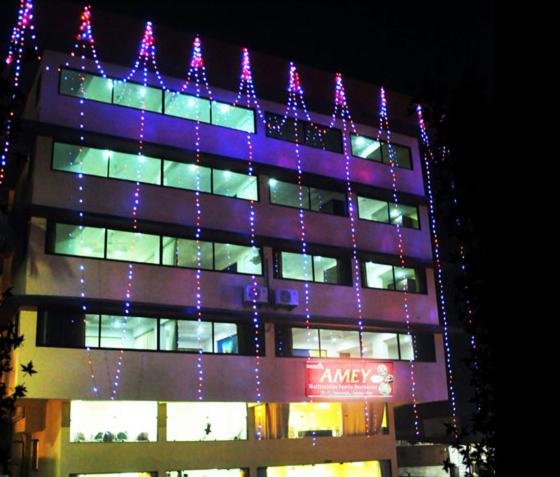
350, 133, 414, 171
356, 194, 421, 230
274, 250, 351, 286
360, 260, 426, 294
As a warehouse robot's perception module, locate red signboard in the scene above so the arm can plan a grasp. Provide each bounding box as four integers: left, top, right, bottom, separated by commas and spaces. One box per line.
305, 360, 394, 399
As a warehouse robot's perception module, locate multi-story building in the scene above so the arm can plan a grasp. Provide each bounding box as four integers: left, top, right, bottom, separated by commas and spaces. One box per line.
1, 6, 449, 477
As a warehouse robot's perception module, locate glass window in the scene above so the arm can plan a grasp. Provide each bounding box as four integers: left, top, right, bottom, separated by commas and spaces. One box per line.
291, 328, 321, 357
269, 179, 309, 209
382, 143, 412, 169
72, 474, 156, 477
166, 402, 247, 441
288, 402, 343, 438
363, 262, 395, 290
112, 81, 162, 113
167, 470, 246, 477
264, 460, 388, 477
309, 187, 346, 215
313, 255, 342, 284
214, 243, 261, 275
177, 320, 212, 352
211, 101, 255, 133
214, 322, 238, 354
265, 112, 304, 142
280, 251, 313, 281
99, 315, 157, 350
394, 267, 418, 292
106, 230, 160, 264
213, 169, 258, 201
162, 237, 213, 270
85, 314, 100, 348
399, 333, 415, 360
164, 91, 211, 123
304, 124, 342, 153
52, 142, 109, 177
54, 224, 106, 258
108, 151, 161, 185
163, 161, 212, 193
159, 318, 178, 351
389, 203, 419, 229
351, 135, 382, 162
319, 329, 360, 358
362, 332, 399, 359
70, 400, 157, 443
357, 197, 390, 223
59, 69, 113, 103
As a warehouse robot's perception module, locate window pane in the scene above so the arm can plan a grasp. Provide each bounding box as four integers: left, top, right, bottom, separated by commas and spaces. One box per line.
214, 243, 261, 274
113, 81, 162, 113
164, 91, 210, 123
399, 334, 415, 360
212, 102, 255, 133
288, 402, 343, 438
85, 314, 100, 348
319, 329, 360, 358
214, 322, 238, 354
382, 143, 412, 169
70, 400, 157, 443
177, 320, 212, 352
411, 333, 436, 362
162, 237, 213, 269
309, 188, 346, 216
163, 161, 211, 193
304, 124, 343, 153
106, 230, 160, 264
357, 197, 389, 223
59, 69, 113, 103
291, 328, 320, 357
52, 143, 109, 177
37, 310, 87, 348
351, 135, 382, 161
108, 151, 161, 185
362, 332, 399, 359
265, 112, 304, 142
167, 402, 247, 441
159, 318, 177, 351
280, 252, 312, 281
394, 267, 418, 292
213, 169, 258, 201
99, 315, 157, 350
54, 224, 105, 258
269, 179, 309, 209
389, 203, 419, 229
313, 255, 342, 284
167, 470, 246, 477
364, 262, 395, 290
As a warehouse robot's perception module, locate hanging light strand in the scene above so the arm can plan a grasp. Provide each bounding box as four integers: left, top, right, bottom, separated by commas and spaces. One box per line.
416, 105, 460, 431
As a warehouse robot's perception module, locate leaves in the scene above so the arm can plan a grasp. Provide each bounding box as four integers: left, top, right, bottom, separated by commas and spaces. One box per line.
21, 361, 37, 376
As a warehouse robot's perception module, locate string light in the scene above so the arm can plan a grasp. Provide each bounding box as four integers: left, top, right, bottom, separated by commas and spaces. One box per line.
1, 0, 40, 186
416, 105, 460, 433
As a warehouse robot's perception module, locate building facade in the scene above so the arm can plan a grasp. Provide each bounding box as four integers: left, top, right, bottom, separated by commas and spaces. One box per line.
2, 20, 448, 477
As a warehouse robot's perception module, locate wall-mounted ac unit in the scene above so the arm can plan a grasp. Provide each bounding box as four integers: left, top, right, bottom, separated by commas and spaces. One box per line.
243, 285, 269, 304
274, 288, 299, 307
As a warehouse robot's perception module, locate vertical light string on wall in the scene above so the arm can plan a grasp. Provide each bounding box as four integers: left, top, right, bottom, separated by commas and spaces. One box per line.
1, 0, 41, 186
416, 105, 460, 432
233, 48, 264, 436
327, 73, 370, 436
376, 87, 421, 437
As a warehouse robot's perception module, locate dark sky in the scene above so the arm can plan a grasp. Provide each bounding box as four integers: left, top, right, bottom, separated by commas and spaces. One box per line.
1, 0, 494, 102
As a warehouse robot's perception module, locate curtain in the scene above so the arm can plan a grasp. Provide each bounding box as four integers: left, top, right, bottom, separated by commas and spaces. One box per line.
342, 401, 387, 435
266, 403, 290, 439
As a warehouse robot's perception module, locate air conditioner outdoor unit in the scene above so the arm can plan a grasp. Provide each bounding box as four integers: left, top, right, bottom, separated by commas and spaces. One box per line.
243, 285, 269, 304
274, 288, 299, 307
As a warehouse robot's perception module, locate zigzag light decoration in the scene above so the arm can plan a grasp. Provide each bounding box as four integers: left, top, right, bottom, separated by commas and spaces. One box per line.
416, 105, 460, 432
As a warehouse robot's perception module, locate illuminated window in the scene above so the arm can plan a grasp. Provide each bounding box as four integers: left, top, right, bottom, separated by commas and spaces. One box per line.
166, 402, 247, 441
213, 169, 258, 200
214, 322, 238, 354
53, 224, 105, 258
363, 261, 424, 293
357, 197, 390, 223
99, 315, 158, 350
71, 474, 155, 477
52, 142, 109, 177
278, 251, 348, 284
351, 135, 382, 162
214, 243, 261, 274
288, 402, 343, 438
394, 267, 419, 292
269, 179, 309, 209
85, 314, 100, 348
312, 255, 342, 284
106, 230, 160, 264
263, 460, 390, 477
164, 90, 211, 123
211, 101, 255, 133
59, 69, 113, 103
167, 470, 247, 477
280, 252, 313, 281
362, 332, 399, 359
381, 142, 412, 169
163, 161, 212, 193
112, 81, 162, 113
363, 262, 395, 290
291, 328, 320, 357
399, 333, 415, 360
70, 400, 157, 443
319, 328, 360, 358
162, 237, 213, 269
389, 203, 419, 229
108, 151, 161, 185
